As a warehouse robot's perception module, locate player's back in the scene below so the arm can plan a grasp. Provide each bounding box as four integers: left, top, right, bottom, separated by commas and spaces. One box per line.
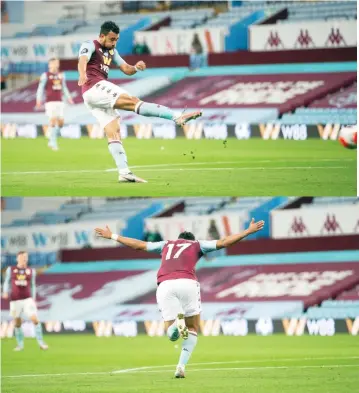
157, 239, 203, 284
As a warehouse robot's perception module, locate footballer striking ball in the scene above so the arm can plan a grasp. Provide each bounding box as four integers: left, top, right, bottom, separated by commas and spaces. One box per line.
338, 126, 357, 149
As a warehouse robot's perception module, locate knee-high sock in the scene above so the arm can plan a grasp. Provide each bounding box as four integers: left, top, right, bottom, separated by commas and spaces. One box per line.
178, 331, 197, 367
34, 323, 44, 345
167, 322, 180, 342
108, 141, 129, 175
134, 101, 181, 121
48, 126, 58, 148
14, 326, 24, 348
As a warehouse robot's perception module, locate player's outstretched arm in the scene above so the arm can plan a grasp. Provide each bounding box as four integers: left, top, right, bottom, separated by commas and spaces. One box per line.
216, 218, 265, 249
77, 41, 95, 86
62, 74, 74, 104
2, 267, 11, 299
35, 73, 46, 108
114, 49, 146, 75
119, 61, 146, 75
78, 56, 89, 86
95, 226, 147, 250
31, 269, 37, 300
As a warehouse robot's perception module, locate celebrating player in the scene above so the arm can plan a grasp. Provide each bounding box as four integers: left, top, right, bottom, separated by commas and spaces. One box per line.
95, 218, 265, 378
78, 21, 202, 184
2, 251, 48, 351
36, 58, 74, 151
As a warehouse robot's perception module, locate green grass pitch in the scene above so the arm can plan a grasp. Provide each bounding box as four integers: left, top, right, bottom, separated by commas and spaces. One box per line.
1, 138, 357, 196
2, 335, 359, 393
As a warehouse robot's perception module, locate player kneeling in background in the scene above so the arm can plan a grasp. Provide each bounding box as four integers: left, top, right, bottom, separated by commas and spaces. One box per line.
95, 218, 264, 378
2, 251, 48, 351
36, 58, 74, 151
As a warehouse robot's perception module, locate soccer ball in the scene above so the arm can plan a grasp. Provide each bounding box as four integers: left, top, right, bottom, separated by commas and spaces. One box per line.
338, 126, 357, 149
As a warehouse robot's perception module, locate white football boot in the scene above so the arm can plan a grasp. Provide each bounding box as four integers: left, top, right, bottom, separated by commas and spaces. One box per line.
119, 172, 147, 183
176, 313, 189, 340
39, 343, 49, 350
174, 365, 185, 378
174, 110, 202, 127
13, 346, 24, 352
48, 143, 58, 151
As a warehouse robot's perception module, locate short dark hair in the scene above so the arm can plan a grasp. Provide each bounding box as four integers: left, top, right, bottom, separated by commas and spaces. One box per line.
48, 58, 58, 62
100, 21, 120, 36
17, 251, 27, 256
178, 231, 195, 241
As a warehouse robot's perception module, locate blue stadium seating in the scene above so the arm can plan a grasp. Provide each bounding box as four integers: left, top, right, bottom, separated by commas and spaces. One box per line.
280, 109, 357, 125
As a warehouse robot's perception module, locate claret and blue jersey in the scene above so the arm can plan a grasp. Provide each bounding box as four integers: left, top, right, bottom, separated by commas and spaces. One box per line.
146, 239, 218, 284
36, 72, 72, 104
79, 40, 125, 67
78, 40, 125, 94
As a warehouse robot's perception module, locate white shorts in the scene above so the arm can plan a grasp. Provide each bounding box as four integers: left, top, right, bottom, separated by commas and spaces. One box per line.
83, 80, 130, 130
45, 101, 65, 118
10, 298, 38, 319
156, 279, 201, 321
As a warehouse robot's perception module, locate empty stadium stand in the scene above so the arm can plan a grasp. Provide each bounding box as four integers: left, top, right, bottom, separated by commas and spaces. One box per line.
309, 83, 357, 109
1, 198, 181, 227
172, 197, 232, 216
281, 109, 357, 125
337, 285, 359, 301
305, 300, 359, 319
310, 197, 358, 206
2, 0, 357, 39
279, 0, 357, 23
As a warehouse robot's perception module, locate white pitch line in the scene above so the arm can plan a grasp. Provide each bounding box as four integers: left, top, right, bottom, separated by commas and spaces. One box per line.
140, 364, 359, 374
2, 158, 355, 176
4, 371, 111, 379
4, 356, 359, 379
2, 165, 350, 176
4, 364, 358, 379
111, 356, 359, 374
189, 355, 359, 367
129, 158, 355, 168
135, 166, 347, 172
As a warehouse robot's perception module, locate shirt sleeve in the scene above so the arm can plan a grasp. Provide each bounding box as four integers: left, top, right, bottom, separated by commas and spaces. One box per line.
3, 267, 11, 294
61, 73, 72, 101
199, 240, 218, 254
31, 269, 36, 299
146, 241, 166, 254
36, 72, 47, 102
78, 40, 95, 61
113, 49, 126, 66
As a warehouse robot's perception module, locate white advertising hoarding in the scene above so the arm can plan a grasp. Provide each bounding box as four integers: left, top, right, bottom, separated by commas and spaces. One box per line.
271, 205, 359, 239
135, 27, 227, 55
1, 34, 91, 63
1, 219, 126, 253
1, 301, 303, 323
249, 20, 356, 51
146, 212, 249, 241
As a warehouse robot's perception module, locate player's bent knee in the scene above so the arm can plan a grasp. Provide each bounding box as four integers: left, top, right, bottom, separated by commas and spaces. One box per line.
114, 95, 139, 112
58, 119, 64, 127
185, 315, 200, 333
49, 118, 57, 127
164, 320, 176, 330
